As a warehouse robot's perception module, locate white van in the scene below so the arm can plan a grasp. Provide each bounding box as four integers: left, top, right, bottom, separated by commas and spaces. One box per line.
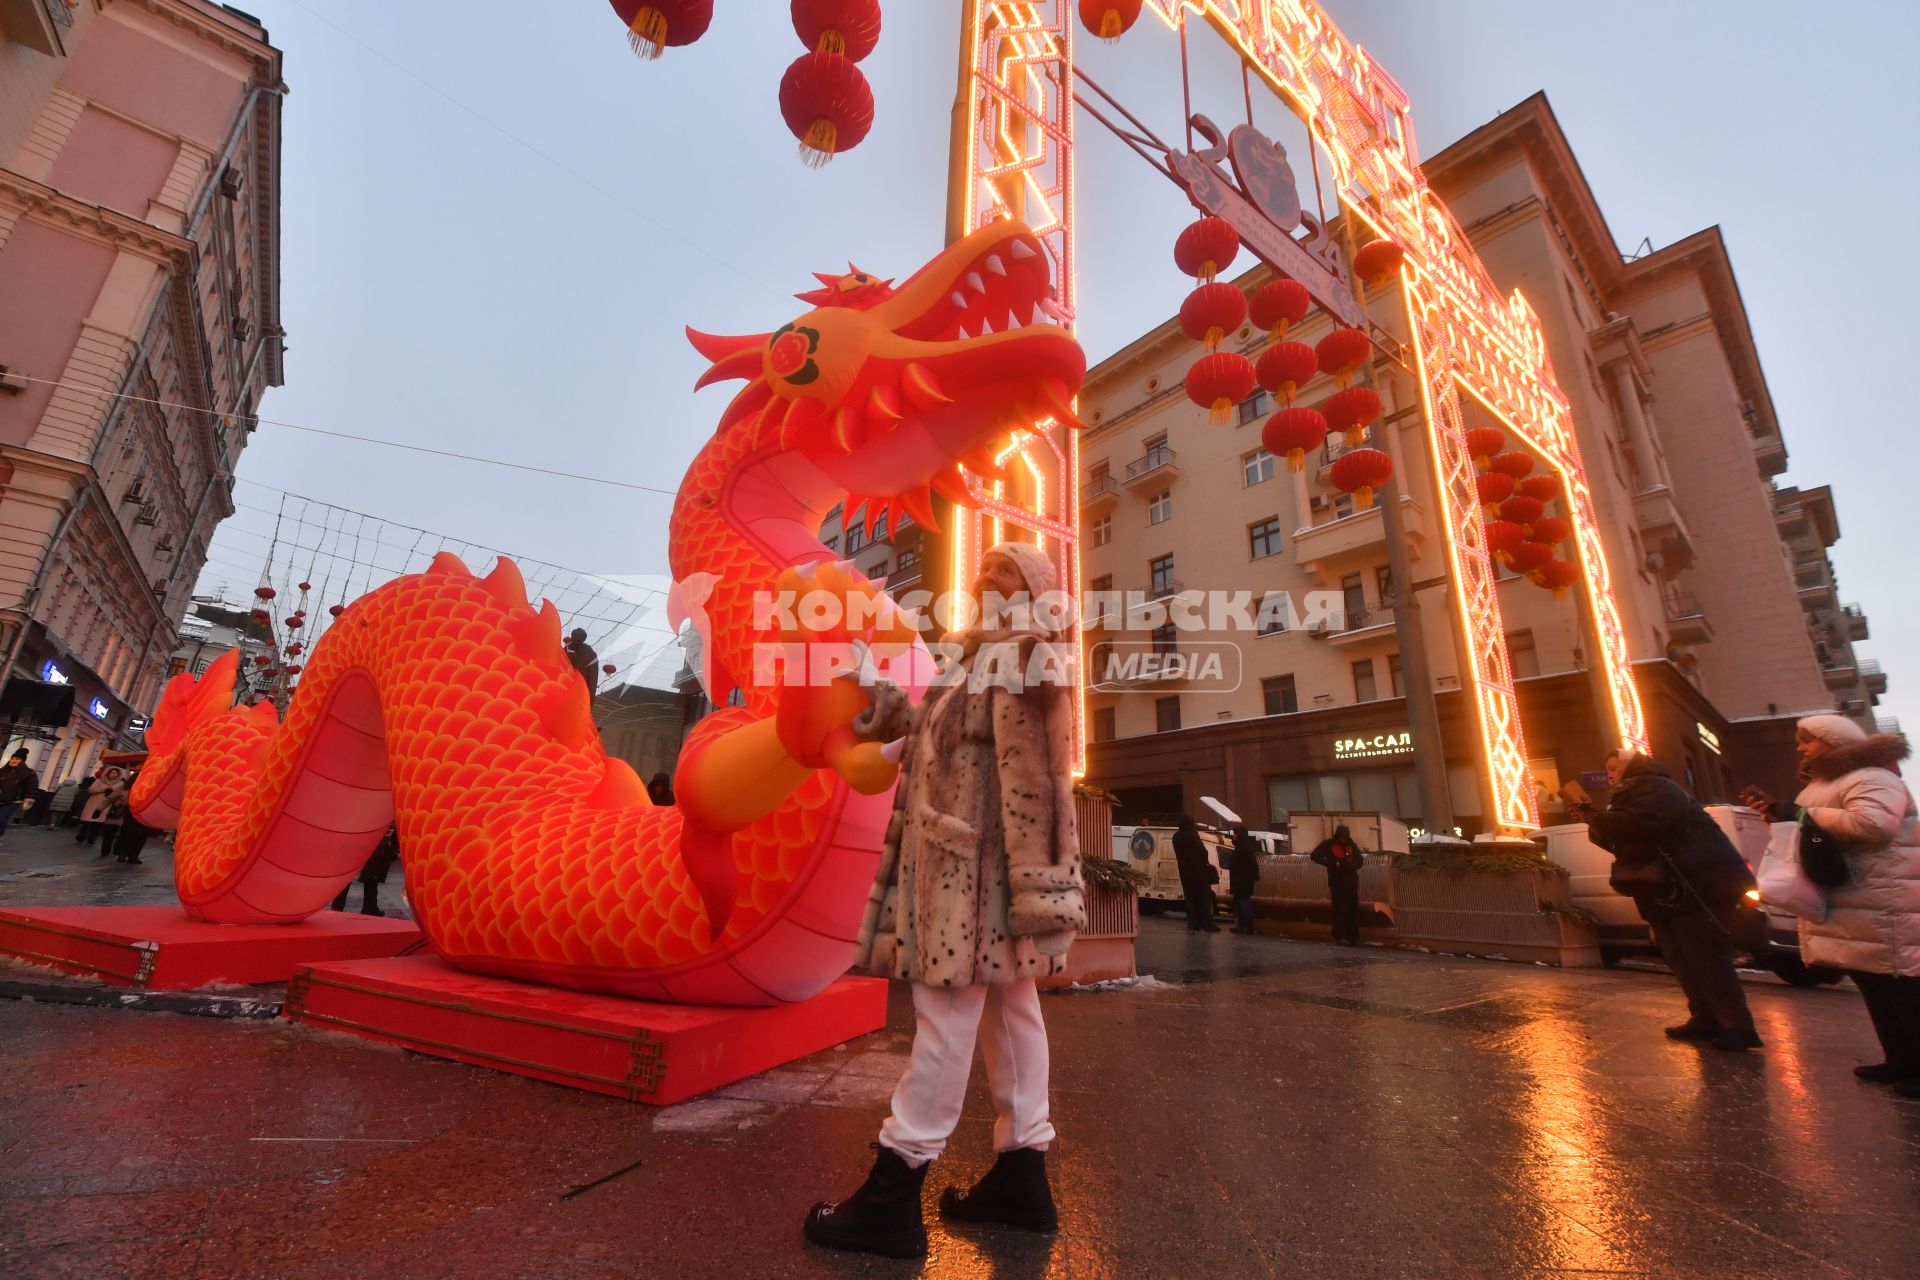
1113, 824, 1238, 914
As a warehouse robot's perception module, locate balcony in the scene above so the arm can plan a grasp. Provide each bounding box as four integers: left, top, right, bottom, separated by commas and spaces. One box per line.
1122, 448, 1180, 489
1752, 431, 1787, 479
1081, 473, 1120, 512
1843, 603, 1870, 643
1863, 659, 1888, 697
1632, 486, 1695, 574
1663, 592, 1713, 645
1794, 559, 1837, 609
1821, 659, 1859, 691
1293, 496, 1428, 585
1311, 602, 1396, 646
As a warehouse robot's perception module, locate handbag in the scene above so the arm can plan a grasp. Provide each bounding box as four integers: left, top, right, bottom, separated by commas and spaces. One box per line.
1607, 854, 1670, 895
1798, 812, 1851, 889
1756, 822, 1826, 922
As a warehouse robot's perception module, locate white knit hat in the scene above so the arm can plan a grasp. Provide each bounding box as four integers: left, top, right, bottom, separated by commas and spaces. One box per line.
985, 540, 1059, 598
1797, 714, 1868, 748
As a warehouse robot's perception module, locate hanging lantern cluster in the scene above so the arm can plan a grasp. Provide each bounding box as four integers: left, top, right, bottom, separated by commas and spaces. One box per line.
607, 0, 714, 60
1172, 218, 1254, 423
1077, 0, 1143, 41
780, 0, 881, 166
1465, 425, 1581, 595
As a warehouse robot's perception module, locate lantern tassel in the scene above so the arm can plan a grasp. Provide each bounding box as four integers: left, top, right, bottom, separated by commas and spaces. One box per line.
1345, 426, 1366, 448
816, 29, 846, 55
627, 6, 669, 59
799, 119, 839, 168
1100, 10, 1124, 39
1356, 485, 1376, 509
1287, 448, 1305, 472
1204, 325, 1224, 351
1199, 258, 1219, 283
1208, 397, 1232, 425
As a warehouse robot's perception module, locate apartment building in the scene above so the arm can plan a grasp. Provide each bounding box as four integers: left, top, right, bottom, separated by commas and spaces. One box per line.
0, 0, 282, 784
1076, 94, 1879, 831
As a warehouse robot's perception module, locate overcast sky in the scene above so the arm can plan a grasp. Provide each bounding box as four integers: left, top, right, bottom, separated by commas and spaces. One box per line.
210, 0, 1919, 723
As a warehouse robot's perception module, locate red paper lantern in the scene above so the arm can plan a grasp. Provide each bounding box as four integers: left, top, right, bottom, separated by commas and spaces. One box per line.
1185, 351, 1256, 425
287, 665, 304, 676
249, 608, 269, 625
1078, 0, 1143, 40
1506, 542, 1552, 576
1174, 217, 1239, 282
1529, 516, 1572, 548
1329, 447, 1393, 509
1516, 474, 1560, 504
1483, 519, 1525, 564
609, 0, 713, 59
1465, 427, 1505, 467
1499, 495, 1545, 529
1352, 238, 1406, 286
1533, 559, 1581, 599
1315, 327, 1371, 387
603, 663, 618, 675
253, 655, 271, 668
254, 586, 276, 601
286, 643, 303, 657
1489, 451, 1534, 481
297, 581, 311, 592
1178, 282, 1248, 352
792, 0, 882, 60
1249, 278, 1311, 339
1262, 407, 1329, 472
779, 51, 875, 166
1323, 385, 1382, 447
285, 616, 303, 630
1475, 471, 1514, 513
1255, 341, 1317, 404
328, 604, 345, 618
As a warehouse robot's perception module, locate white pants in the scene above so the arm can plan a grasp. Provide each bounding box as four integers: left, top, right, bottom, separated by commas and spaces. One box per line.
878, 979, 1054, 1167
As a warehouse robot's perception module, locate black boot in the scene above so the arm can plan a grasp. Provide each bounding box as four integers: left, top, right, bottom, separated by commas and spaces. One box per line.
938, 1146, 1058, 1232
1664, 1020, 1719, 1042
360, 884, 385, 917
804, 1145, 928, 1259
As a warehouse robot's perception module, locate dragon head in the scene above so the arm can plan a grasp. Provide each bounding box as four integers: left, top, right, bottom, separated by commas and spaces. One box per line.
687, 220, 1086, 532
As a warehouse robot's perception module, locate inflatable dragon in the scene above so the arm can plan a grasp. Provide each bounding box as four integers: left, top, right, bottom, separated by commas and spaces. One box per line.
131, 221, 1085, 1006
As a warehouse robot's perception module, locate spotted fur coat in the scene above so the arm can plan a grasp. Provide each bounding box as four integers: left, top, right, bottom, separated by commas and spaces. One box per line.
855, 634, 1085, 987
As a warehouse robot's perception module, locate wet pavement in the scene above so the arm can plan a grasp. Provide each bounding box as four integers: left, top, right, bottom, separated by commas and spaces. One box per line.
2, 826, 1918, 1278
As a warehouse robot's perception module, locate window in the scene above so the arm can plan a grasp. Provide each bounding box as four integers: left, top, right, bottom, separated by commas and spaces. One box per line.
1263, 674, 1298, 715
1144, 434, 1172, 469
1340, 573, 1365, 627
1243, 448, 1276, 487
846, 524, 867, 552
1388, 653, 1404, 697
1506, 629, 1540, 680
1091, 573, 1113, 592
1353, 658, 1377, 703
1151, 622, 1177, 655
1155, 696, 1181, 733
1091, 515, 1112, 547
1256, 592, 1291, 635
1331, 492, 1355, 519
872, 514, 889, 541
1149, 555, 1176, 597
871, 560, 889, 578
1236, 389, 1270, 425
897, 547, 920, 572
1249, 517, 1282, 559
1147, 490, 1172, 525
822, 536, 838, 553
1093, 706, 1116, 742
1376, 565, 1394, 604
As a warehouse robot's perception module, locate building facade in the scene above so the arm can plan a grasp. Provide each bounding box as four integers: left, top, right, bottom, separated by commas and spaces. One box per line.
1076, 94, 1882, 832
0, 0, 283, 786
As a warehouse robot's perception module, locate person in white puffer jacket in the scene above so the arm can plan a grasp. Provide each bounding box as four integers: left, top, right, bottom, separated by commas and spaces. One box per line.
1791, 715, 1920, 1094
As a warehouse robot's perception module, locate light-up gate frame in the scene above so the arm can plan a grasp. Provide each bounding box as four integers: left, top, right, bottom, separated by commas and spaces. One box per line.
951, 0, 1647, 829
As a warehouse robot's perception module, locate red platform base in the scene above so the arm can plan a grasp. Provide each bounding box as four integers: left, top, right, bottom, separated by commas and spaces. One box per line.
284, 955, 889, 1105
0, 906, 425, 990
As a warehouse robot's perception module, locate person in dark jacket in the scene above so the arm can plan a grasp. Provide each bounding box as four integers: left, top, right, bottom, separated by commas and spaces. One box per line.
1310, 825, 1365, 945
331, 826, 401, 916
646, 772, 674, 806
1587, 750, 1761, 1051
64, 774, 93, 829
1228, 827, 1261, 934
1171, 816, 1219, 933
0, 749, 38, 843
565, 628, 600, 696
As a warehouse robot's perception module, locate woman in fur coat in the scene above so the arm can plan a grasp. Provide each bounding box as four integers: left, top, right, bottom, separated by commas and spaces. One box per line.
806, 541, 1086, 1260
1790, 715, 1920, 1093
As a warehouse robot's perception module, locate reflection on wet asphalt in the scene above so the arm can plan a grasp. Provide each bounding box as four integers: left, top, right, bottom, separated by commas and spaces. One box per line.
2, 842, 1917, 1279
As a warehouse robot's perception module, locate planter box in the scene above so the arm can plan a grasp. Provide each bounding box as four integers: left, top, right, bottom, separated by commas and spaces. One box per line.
1390, 867, 1600, 967
1039, 880, 1138, 989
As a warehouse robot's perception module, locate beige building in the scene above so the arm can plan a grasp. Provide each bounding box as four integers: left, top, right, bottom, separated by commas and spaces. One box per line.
1074, 94, 1880, 831
0, 1, 282, 785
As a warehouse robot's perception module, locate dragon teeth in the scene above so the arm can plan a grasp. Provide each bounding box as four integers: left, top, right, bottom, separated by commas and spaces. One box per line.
1008, 239, 1037, 260
966, 271, 987, 294
950, 291, 967, 311
984, 254, 1007, 276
